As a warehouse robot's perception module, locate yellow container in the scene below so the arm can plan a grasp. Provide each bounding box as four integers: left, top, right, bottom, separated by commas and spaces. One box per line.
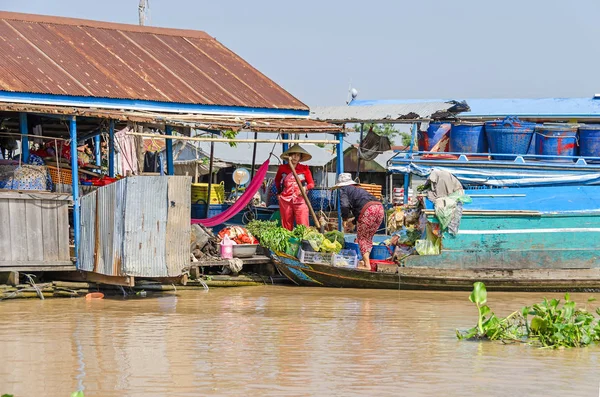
191, 182, 225, 204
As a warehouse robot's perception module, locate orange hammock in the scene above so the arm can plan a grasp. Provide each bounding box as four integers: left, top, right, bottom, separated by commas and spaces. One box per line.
191, 159, 270, 227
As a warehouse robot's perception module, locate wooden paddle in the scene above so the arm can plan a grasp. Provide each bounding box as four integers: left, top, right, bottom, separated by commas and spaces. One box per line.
288, 162, 322, 231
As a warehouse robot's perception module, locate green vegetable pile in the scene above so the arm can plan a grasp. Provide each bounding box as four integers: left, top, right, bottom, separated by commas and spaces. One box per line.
247, 221, 343, 255
457, 282, 600, 348
324, 231, 345, 246
246, 220, 291, 252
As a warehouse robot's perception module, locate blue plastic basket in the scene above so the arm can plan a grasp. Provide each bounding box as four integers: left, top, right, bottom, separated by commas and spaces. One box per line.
485, 116, 536, 160
370, 244, 392, 260
344, 242, 363, 260
191, 203, 230, 219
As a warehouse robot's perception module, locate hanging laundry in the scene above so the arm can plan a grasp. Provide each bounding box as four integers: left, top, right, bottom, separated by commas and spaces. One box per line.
158, 152, 164, 176
358, 126, 391, 161
143, 151, 159, 172
114, 127, 138, 176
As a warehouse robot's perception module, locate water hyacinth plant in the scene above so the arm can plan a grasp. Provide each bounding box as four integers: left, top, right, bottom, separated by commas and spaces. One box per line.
457, 282, 600, 348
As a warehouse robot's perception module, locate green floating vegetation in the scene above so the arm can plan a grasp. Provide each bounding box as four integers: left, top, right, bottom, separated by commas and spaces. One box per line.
457, 282, 600, 349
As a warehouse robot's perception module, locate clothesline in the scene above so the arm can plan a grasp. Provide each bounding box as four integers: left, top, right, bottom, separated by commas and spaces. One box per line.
0, 131, 70, 142
125, 132, 341, 145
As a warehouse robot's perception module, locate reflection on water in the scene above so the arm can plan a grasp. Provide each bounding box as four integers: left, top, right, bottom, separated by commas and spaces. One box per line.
1, 287, 599, 396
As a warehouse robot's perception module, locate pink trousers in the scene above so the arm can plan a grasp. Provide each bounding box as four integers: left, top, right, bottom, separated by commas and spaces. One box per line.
279, 197, 309, 231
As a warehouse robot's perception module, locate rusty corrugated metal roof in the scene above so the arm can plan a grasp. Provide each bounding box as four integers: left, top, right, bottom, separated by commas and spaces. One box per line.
0, 11, 308, 111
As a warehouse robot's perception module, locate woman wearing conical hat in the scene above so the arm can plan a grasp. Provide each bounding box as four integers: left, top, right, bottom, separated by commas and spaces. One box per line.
274, 144, 315, 231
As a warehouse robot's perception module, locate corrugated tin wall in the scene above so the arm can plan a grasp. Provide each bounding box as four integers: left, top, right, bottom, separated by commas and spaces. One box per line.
122, 177, 168, 277
79, 176, 191, 278
166, 177, 191, 277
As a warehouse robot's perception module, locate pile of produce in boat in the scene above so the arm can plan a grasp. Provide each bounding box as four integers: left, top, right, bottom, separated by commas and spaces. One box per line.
324, 231, 345, 246
247, 220, 293, 252
247, 221, 343, 255
218, 226, 258, 245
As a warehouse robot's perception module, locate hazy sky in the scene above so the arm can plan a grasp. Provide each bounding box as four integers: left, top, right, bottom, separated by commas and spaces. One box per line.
2, 0, 600, 106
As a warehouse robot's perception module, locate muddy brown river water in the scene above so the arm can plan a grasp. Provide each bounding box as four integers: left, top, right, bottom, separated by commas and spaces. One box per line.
1, 286, 599, 396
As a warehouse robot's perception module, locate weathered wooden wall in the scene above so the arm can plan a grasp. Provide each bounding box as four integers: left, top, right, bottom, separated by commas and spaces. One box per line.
0, 191, 73, 270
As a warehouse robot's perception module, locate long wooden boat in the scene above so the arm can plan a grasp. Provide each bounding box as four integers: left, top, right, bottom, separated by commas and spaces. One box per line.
273, 185, 600, 291
271, 251, 400, 289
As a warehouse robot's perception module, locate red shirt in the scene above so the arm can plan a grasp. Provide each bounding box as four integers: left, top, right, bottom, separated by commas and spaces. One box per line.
274, 163, 314, 194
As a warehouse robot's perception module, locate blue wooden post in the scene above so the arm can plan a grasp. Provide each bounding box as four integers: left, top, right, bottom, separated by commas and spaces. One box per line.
166, 125, 174, 175
19, 113, 29, 163
336, 132, 344, 230
282, 133, 289, 156
404, 123, 417, 204
70, 116, 80, 263
108, 120, 115, 177
94, 134, 101, 168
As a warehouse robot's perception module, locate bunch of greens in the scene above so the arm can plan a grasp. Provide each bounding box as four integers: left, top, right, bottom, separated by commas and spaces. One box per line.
324, 231, 345, 246
247, 220, 292, 252
292, 224, 309, 240
457, 282, 600, 348
247, 220, 279, 240
320, 238, 342, 253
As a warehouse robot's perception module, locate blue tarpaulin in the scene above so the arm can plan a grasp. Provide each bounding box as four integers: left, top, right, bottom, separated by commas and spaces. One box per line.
390, 163, 600, 187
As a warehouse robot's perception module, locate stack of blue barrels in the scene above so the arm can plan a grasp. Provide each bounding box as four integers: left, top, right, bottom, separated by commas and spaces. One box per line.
419, 116, 600, 162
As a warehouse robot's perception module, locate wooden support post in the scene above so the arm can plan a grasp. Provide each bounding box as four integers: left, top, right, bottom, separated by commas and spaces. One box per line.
0, 271, 19, 286
19, 113, 29, 163
165, 125, 174, 175
356, 123, 364, 180
108, 120, 115, 177
251, 131, 258, 179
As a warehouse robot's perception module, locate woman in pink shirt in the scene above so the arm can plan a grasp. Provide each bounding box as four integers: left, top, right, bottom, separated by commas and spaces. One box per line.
274, 145, 315, 231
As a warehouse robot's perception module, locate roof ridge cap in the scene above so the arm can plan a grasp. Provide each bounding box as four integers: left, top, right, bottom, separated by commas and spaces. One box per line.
0, 10, 212, 40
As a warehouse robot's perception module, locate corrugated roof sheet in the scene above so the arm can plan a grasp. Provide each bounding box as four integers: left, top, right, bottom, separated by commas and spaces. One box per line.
310, 101, 461, 123
351, 97, 600, 120
0, 11, 307, 111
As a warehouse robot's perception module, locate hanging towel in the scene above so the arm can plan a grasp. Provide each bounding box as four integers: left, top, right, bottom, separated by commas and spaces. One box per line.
192, 159, 270, 227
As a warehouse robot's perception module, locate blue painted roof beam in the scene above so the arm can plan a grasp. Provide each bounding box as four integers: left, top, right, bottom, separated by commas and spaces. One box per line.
0, 91, 310, 118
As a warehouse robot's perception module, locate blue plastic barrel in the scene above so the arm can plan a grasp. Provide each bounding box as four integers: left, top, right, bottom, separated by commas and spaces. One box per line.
485, 117, 536, 160
534, 123, 578, 160
449, 122, 486, 154
418, 122, 451, 152
578, 124, 600, 159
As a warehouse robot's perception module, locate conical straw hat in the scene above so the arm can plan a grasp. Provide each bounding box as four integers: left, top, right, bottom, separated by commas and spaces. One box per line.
280, 144, 312, 162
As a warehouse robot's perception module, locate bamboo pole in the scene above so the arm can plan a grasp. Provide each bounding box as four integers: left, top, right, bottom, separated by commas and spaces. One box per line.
288, 162, 321, 230
125, 132, 341, 144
